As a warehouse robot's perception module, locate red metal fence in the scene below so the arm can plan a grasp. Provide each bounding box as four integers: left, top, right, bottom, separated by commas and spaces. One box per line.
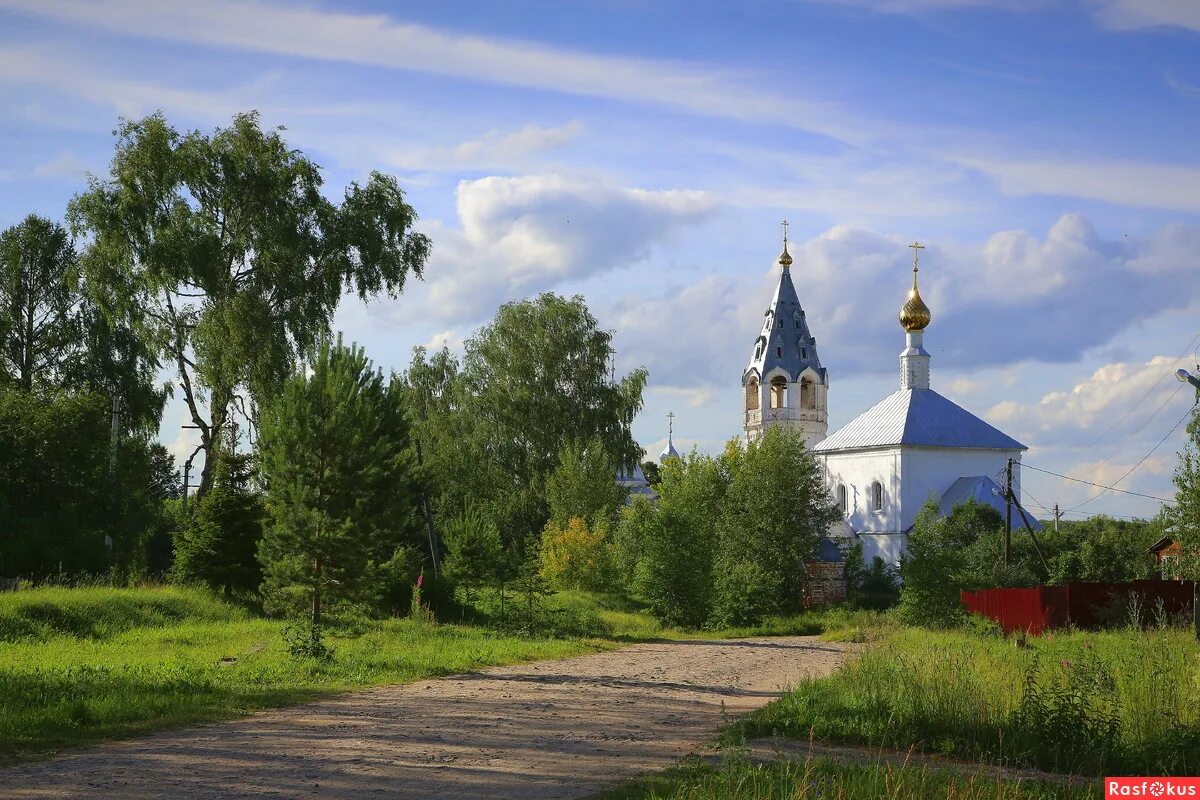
960, 581, 1196, 634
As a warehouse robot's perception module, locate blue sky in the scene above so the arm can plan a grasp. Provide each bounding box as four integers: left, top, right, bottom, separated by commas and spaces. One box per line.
1, 0, 1198, 521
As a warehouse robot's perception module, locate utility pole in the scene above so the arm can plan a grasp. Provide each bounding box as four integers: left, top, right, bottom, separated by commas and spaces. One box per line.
1053, 503, 1062, 533
106, 395, 122, 556
414, 441, 441, 578
1004, 458, 1013, 567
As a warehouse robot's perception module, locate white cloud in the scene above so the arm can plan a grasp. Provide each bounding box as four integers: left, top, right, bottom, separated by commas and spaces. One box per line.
0, 0, 861, 143
384, 121, 585, 173
812, 0, 1042, 13
987, 356, 1192, 443
1094, 0, 1200, 32
959, 154, 1200, 213
608, 214, 1200, 392
423, 329, 464, 353
394, 174, 716, 325
32, 150, 88, 179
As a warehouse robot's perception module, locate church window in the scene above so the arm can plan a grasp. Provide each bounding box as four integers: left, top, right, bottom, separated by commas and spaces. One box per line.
871, 482, 883, 512
800, 346, 807, 360
836, 484, 847, 513
769, 377, 788, 409
775, 346, 782, 358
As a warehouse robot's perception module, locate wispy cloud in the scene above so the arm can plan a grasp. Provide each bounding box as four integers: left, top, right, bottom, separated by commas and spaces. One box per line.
957, 153, 1200, 213
0, 0, 864, 144
1093, 0, 1200, 32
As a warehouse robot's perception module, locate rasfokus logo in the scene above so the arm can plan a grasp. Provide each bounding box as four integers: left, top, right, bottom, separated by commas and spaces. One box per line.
1107, 778, 1200, 798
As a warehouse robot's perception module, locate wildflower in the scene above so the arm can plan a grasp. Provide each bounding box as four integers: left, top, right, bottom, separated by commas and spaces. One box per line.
417, 573, 424, 589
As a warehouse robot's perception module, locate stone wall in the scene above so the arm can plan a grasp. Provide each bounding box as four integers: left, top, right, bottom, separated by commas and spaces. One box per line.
802, 561, 846, 608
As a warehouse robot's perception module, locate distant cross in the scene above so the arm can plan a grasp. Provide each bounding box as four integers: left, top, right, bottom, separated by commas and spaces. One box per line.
667, 410, 675, 439
781, 219, 789, 246
908, 241, 925, 272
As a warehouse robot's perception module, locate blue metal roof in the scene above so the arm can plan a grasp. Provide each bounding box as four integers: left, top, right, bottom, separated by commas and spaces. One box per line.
935, 475, 1043, 531
813, 388, 1026, 452
743, 265, 827, 384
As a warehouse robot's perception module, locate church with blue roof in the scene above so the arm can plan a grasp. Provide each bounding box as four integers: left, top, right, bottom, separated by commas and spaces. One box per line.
743, 235, 1034, 567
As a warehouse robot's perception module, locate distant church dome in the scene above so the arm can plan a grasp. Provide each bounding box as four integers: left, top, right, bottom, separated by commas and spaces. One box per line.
660, 411, 680, 463
899, 244, 932, 332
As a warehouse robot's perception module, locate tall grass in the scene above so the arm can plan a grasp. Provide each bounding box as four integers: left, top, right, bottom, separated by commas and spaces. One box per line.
597, 756, 1098, 800
741, 625, 1200, 776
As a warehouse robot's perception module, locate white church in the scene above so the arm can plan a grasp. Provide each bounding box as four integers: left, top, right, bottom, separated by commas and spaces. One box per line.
741, 234, 1030, 566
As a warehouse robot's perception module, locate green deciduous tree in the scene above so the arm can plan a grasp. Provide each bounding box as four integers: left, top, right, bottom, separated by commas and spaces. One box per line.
711, 427, 839, 627
0, 215, 81, 392
0, 214, 164, 432
258, 338, 420, 646
403, 294, 646, 555
546, 437, 627, 529
620, 452, 725, 627
71, 112, 430, 497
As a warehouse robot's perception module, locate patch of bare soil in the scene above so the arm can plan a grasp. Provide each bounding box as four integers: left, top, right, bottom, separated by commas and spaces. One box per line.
1, 637, 848, 799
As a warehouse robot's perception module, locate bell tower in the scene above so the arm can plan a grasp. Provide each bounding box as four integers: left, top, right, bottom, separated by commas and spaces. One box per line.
741, 222, 829, 448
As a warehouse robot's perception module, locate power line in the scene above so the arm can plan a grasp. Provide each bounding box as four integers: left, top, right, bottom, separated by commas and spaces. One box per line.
1022, 462, 1176, 505
1066, 404, 1193, 511
1082, 376, 1188, 483
1079, 330, 1200, 451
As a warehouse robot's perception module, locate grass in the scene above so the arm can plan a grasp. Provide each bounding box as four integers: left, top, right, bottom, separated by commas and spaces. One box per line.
737, 622, 1200, 777
593, 755, 1098, 800
0, 585, 863, 764
0, 585, 607, 762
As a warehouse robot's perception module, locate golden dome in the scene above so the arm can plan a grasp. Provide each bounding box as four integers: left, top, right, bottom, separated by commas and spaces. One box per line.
899, 266, 931, 331
778, 241, 793, 269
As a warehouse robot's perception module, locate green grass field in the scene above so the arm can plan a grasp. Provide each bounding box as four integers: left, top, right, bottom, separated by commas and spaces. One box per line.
0, 585, 864, 763
0, 586, 609, 761
738, 623, 1200, 777
595, 755, 1098, 800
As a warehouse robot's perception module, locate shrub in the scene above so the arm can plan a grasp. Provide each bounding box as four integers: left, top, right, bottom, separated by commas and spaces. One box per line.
539, 517, 618, 593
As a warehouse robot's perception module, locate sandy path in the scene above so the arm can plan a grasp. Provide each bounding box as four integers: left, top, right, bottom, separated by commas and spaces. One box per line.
1, 636, 846, 800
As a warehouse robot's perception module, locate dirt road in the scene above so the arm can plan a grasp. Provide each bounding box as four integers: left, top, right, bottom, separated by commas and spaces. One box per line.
1, 636, 847, 799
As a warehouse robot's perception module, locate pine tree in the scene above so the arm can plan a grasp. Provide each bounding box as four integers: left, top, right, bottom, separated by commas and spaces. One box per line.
257, 337, 420, 650
172, 451, 263, 596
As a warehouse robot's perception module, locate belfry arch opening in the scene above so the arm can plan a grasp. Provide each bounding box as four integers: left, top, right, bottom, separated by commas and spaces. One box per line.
769, 376, 788, 409
745, 378, 760, 411
800, 377, 817, 410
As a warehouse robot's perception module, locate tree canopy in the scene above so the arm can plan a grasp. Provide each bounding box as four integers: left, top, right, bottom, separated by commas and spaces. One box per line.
70, 112, 431, 496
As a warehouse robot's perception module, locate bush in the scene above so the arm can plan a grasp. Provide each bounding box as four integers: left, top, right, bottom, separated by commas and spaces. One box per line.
540, 517, 618, 593
844, 544, 900, 611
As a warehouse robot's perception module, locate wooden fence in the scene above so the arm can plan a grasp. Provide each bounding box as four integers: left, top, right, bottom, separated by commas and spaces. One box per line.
960, 580, 1196, 634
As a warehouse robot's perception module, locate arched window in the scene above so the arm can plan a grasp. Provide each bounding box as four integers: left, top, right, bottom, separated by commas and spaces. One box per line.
800, 346, 807, 360
871, 481, 883, 512
745, 379, 760, 411
836, 484, 847, 514
775, 346, 782, 358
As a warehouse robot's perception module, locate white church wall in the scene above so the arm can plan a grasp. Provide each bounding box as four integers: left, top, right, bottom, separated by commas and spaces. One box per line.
818, 448, 903, 534
899, 448, 1024, 530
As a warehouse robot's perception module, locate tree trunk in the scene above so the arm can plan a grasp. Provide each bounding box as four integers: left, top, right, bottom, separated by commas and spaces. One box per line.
311, 556, 323, 649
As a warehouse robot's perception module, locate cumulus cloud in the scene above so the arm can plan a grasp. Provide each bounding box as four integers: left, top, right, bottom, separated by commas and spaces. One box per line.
393, 174, 715, 325
602, 214, 1200, 394
987, 356, 1194, 446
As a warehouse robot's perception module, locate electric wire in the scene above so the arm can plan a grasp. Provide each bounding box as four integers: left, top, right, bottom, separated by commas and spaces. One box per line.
1021, 462, 1177, 505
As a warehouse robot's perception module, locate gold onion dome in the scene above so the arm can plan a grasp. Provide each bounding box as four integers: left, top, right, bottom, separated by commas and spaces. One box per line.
778, 241, 793, 269
899, 266, 932, 332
